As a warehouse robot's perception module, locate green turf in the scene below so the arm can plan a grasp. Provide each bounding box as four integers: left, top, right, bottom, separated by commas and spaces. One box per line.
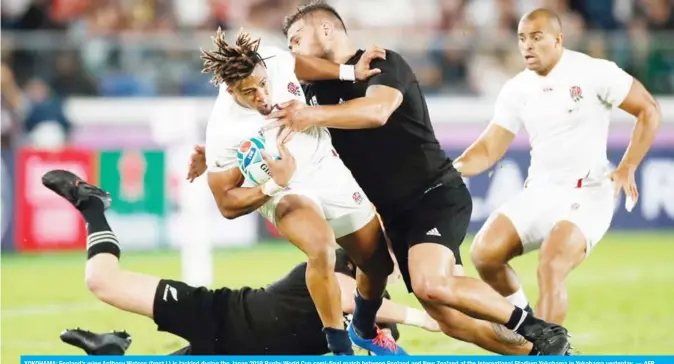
2, 233, 674, 361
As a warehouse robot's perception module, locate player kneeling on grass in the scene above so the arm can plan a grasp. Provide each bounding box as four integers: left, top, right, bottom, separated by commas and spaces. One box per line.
44, 170, 439, 356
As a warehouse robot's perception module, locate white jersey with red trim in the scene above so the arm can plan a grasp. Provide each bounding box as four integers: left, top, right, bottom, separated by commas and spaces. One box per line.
490, 49, 633, 185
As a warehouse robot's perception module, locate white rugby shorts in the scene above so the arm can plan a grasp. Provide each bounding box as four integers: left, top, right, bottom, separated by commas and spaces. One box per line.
258, 154, 376, 239
484, 178, 616, 256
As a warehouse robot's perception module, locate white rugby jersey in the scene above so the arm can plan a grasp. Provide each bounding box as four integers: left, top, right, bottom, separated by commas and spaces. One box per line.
204, 46, 333, 184
491, 49, 634, 185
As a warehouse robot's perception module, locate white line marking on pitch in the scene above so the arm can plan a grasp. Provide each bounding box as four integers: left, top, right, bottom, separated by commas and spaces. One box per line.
0, 340, 65, 349
1, 301, 105, 318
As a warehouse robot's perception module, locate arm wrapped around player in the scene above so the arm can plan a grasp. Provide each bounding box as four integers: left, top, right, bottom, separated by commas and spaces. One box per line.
293, 46, 385, 82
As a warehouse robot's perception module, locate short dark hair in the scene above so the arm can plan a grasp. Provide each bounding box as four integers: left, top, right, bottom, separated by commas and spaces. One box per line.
282, 0, 347, 36
521, 8, 563, 32
201, 28, 264, 87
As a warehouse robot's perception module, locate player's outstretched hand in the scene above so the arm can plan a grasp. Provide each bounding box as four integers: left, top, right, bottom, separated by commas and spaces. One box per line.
609, 165, 639, 209
186, 144, 207, 183
261, 142, 296, 187
355, 46, 385, 81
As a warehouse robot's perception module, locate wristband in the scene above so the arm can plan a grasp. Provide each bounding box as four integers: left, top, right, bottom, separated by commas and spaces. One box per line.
403, 308, 427, 327
339, 64, 356, 81
625, 195, 636, 212
262, 180, 285, 196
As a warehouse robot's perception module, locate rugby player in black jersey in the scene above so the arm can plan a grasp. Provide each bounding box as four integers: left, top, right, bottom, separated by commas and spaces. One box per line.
42, 169, 438, 356
264, 0, 573, 356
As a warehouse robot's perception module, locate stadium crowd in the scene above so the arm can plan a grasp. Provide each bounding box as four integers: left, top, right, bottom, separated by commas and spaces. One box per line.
1, 0, 673, 147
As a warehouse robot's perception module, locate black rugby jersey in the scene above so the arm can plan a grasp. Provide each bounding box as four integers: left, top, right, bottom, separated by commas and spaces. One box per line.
219, 249, 398, 354
303, 49, 462, 220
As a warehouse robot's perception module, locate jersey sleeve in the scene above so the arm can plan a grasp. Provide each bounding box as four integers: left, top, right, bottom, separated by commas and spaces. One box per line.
262, 46, 295, 79
366, 51, 413, 94
593, 59, 633, 108
262, 46, 307, 105
490, 79, 523, 134
205, 87, 240, 173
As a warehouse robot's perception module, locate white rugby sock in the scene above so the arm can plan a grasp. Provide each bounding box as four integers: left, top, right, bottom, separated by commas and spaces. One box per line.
506, 287, 530, 309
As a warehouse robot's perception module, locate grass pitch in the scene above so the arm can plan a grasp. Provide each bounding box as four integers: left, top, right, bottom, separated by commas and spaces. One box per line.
2, 233, 674, 361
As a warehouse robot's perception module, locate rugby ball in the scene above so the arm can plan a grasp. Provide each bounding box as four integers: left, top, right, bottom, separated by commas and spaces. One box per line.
236, 136, 278, 185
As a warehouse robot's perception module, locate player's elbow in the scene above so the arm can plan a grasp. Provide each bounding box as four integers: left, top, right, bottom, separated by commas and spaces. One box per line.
369, 103, 395, 127
639, 99, 662, 130
219, 207, 240, 220
215, 197, 242, 219
370, 107, 390, 127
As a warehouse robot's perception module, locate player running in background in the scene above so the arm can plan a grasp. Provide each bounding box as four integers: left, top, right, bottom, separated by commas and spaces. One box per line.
199, 29, 404, 355
267, 0, 571, 356
455, 9, 661, 325
42, 170, 438, 356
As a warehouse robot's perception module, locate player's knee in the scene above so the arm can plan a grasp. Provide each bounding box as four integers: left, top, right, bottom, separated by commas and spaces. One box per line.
305, 244, 337, 275
84, 258, 121, 300
470, 233, 503, 270
85, 268, 112, 298
537, 253, 571, 283
471, 225, 521, 270
411, 274, 458, 305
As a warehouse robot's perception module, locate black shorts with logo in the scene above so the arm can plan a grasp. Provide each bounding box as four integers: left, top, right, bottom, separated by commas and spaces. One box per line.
382, 179, 473, 292
153, 279, 242, 354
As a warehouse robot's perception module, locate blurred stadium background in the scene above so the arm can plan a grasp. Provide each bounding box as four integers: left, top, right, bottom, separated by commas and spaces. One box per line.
1, 0, 673, 361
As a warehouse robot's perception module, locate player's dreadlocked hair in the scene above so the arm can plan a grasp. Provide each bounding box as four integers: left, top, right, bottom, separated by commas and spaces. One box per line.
282, 0, 347, 37
201, 28, 264, 87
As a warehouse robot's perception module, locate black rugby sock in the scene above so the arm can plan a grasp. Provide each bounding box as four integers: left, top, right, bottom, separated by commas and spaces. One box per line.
504, 306, 529, 331
529, 346, 539, 355
81, 199, 120, 260
323, 327, 353, 355
351, 290, 382, 339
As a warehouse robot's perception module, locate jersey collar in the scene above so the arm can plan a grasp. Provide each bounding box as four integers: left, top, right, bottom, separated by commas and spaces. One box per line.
532, 48, 568, 79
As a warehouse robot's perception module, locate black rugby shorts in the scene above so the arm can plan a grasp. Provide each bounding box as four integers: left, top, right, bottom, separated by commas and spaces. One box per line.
383, 181, 472, 292
153, 279, 231, 354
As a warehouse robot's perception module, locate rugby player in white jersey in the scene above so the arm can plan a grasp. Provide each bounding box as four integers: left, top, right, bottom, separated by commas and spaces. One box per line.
197, 29, 405, 356
455, 8, 661, 325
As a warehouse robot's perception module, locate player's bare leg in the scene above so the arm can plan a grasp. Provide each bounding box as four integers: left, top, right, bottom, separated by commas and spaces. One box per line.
421, 300, 534, 355
408, 243, 569, 355
86, 255, 160, 316
336, 216, 405, 355
409, 243, 518, 321
417, 264, 534, 355
274, 194, 352, 355
41, 170, 161, 318
471, 214, 532, 311
337, 216, 392, 304
536, 220, 586, 324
